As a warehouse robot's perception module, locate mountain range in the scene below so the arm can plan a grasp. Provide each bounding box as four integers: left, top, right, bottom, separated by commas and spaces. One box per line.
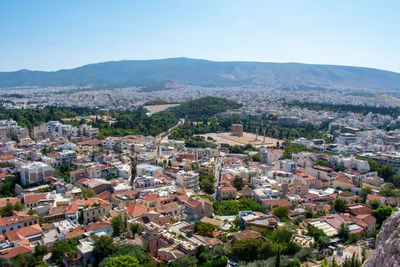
1, 57, 400, 90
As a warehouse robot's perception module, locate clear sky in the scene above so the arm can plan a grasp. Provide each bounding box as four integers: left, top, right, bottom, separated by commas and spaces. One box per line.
1, 0, 399, 72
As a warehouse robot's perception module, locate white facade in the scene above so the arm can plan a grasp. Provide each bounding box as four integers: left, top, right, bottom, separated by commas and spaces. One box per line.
20, 162, 55, 186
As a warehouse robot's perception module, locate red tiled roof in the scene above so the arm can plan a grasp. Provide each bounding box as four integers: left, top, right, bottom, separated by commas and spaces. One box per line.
188, 200, 201, 207
0, 216, 21, 227
5, 224, 42, 242
356, 214, 376, 225
262, 199, 291, 208
367, 194, 384, 201
84, 221, 112, 232
176, 195, 189, 202
220, 186, 237, 192
0, 245, 32, 259
336, 176, 354, 185
65, 228, 85, 240
126, 203, 149, 217
232, 229, 262, 240
0, 172, 12, 179
24, 193, 47, 203
97, 190, 112, 201
142, 193, 159, 202
0, 197, 21, 208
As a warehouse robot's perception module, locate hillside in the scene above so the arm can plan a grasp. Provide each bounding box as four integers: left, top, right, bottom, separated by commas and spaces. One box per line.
363, 212, 400, 267
171, 96, 242, 121
1, 58, 400, 90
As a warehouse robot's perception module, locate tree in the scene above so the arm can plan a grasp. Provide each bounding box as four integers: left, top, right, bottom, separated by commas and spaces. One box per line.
273, 206, 289, 219
14, 202, 23, 211
111, 215, 122, 236
391, 173, 400, 187
34, 244, 48, 258
359, 187, 373, 203
380, 164, 393, 180
28, 209, 38, 215
93, 236, 118, 264
234, 175, 244, 191
82, 188, 97, 198
129, 223, 139, 237
195, 222, 215, 237
374, 205, 394, 225
104, 255, 139, 267
230, 238, 276, 262
318, 235, 330, 249
314, 160, 328, 167
251, 154, 260, 162
110, 244, 149, 264
368, 199, 381, 210
1, 202, 14, 217
338, 223, 350, 241
0, 257, 12, 267
333, 198, 348, 213
51, 240, 75, 266
200, 174, 215, 194
180, 255, 198, 267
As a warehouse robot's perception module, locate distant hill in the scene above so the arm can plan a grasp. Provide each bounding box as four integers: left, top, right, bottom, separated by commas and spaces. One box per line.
1, 57, 400, 90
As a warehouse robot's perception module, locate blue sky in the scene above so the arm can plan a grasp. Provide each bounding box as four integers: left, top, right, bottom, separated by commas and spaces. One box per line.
1, 0, 399, 72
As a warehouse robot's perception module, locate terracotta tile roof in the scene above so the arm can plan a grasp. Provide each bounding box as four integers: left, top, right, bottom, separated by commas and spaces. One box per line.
111, 189, 139, 197
76, 178, 89, 184
5, 224, 42, 242
65, 228, 85, 240
0, 197, 21, 208
97, 190, 112, 201
78, 139, 101, 146
356, 214, 376, 225
262, 199, 291, 208
232, 229, 262, 240
48, 206, 65, 215
0, 172, 12, 179
84, 220, 112, 232
126, 203, 149, 217
187, 200, 201, 207
0, 216, 22, 227
313, 165, 333, 172
142, 193, 159, 202
367, 194, 384, 201
220, 186, 237, 192
24, 193, 47, 203
348, 204, 373, 215
176, 195, 189, 202
336, 176, 354, 185
0, 245, 32, 259
267, 149, 285, 155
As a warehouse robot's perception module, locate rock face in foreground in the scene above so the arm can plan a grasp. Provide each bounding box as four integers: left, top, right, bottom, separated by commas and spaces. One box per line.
363, 212, 400, 267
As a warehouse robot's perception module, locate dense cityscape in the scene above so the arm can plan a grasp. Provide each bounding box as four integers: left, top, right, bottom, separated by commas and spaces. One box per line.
0, 85, 399, 267
2, 1, 400, 267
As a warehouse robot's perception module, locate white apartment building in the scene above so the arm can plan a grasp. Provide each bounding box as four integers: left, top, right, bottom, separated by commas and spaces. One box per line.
20, 162, 55, 186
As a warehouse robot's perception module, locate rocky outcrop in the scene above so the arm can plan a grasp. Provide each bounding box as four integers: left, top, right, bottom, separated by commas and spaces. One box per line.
363, 212, 400, 267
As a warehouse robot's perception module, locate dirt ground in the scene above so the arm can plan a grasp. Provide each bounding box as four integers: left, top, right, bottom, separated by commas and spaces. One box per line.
144, 104, 180, 114
197, 132, 283, 148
